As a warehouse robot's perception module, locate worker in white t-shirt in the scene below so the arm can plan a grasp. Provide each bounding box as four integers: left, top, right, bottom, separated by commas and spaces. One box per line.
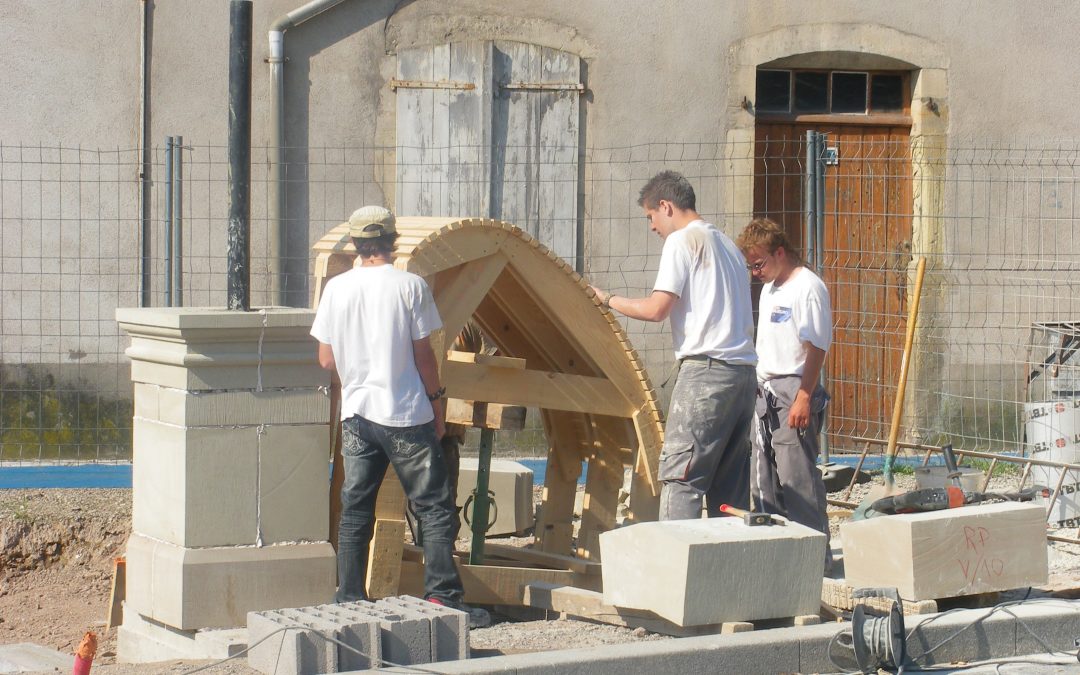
738, 217, 833, 569
591, 171, 758, 520
311, 205, 489, 627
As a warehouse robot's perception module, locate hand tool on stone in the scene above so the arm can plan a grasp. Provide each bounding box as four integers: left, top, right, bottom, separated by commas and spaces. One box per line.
866, 485, 1038, 516
719, 503, 785, 526
853, 257, 927, 521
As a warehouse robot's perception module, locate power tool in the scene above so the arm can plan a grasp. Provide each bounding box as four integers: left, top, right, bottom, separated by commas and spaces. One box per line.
868, 486, 1038, 516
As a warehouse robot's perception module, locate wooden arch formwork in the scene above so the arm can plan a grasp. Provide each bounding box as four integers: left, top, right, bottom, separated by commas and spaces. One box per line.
312, 217, 665, 605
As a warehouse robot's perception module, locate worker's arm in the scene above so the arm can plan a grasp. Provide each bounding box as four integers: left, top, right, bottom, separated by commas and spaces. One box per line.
317, 342, 340, 384
589, 286, 678, 323
413, 335, 446, 440
789, 343, 827, 429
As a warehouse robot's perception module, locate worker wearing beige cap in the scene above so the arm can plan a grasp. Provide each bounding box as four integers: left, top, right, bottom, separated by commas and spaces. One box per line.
311, 205, 490, 627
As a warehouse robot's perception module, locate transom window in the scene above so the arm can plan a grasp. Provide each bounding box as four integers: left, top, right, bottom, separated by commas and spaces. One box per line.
756, 69, 907, 115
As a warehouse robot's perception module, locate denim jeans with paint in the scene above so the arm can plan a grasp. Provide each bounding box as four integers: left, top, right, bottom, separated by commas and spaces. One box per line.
335, 414, 464, 604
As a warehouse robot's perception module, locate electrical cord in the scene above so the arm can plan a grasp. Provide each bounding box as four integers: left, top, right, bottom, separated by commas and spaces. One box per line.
181, 623, 446, 674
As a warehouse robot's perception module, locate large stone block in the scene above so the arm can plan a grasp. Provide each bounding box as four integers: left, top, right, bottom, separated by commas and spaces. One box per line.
258, 424, 331, 544
132, 419, 258, 547
841, 501, 1049, 601
457, 458, 534, 536
600, 518, 825, 626
124, 533, 336, 630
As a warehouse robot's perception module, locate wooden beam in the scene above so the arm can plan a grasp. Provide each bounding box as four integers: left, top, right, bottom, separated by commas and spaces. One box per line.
398, 560, 600, 606
442, 360, 633, 418
433, 252, 509, 342
445, 350, 525, 369
483, 543, 601, 576
536, 410, 584, 555
577, 438, 625, 560
408, 224, 510, 277
445, 399, 527, 431
522, 583, 716, 638
365, 519, 406, 599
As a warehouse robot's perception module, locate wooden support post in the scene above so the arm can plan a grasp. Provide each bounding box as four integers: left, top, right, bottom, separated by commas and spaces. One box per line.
537, 411, 584, 555
577, 428, 625, 560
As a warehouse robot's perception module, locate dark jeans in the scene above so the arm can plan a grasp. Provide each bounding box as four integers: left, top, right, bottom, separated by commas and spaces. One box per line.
336, 415, 464, 604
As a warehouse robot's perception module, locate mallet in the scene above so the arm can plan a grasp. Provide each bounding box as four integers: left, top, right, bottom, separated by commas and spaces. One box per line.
718, 504, 785, 526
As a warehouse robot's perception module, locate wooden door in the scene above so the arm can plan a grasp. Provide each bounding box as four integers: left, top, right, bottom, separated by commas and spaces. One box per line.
754, 122, 913, 447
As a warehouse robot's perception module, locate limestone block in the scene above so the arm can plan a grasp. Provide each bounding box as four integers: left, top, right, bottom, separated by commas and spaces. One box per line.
841, 501, 1049, 601
258, 424, 331, 544
600, 518, 826, 626
132, 419, 258, 547
457, 458, 534, 536
124, 533, 336, 630
116, 606, 247, 663
135, 383, 330, 427
382, 595, 469, 662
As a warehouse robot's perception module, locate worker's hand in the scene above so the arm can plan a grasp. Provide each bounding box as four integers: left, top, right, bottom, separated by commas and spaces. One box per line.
434, 416, 446, 441
589, 285, 608, 304
788, 390, 812, 430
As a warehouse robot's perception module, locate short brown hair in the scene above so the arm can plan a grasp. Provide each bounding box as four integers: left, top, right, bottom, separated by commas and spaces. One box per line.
352, 232, 398, 258
737, 217, 802, 263
637, 171, 696, 211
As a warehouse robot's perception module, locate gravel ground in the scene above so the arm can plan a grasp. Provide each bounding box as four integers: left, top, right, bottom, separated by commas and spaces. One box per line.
3, 465, 1080, 674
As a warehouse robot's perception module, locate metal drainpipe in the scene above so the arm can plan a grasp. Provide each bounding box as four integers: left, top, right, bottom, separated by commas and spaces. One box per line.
268, 0, 349, 306
139, 0, 151, 306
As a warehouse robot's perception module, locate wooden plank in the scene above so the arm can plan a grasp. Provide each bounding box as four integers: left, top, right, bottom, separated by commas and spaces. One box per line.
577, 438, 624, 560
441, 359, 633, 418
106, 556, 126, 630
398, 560, 599, 606
396, 45, 438, 216
536, 410, 584, 555
445, 398, 527, 430
376, 467, 408, 521
483, 543, 600, 575
631, 407, 661, 499
408, 224, 511, 277
433, 251, 509, 342
521, 583, 715, 638
446, 350, 524, 370
535, 45, 580, 265
365, 519, 406, 600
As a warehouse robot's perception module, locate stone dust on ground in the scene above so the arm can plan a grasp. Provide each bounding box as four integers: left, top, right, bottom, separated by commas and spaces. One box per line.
4, 464, 1080, 674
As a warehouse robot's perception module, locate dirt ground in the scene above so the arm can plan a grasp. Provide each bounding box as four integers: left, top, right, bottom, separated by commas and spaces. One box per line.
3, 472, 1080, 674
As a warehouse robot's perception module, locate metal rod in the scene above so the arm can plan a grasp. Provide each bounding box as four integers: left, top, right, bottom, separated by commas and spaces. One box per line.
172, 135, 184, 307
469, 428, 495, 565
138, 0, 152, 307
814, 131, 830, 462
227, 0, 252, 311
163, 136, 174, 307
804, 130, 816, 270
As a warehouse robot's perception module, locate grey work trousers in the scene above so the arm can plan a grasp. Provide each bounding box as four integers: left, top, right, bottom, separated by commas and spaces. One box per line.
752, 377, 831, 557
658, 357, 757, 520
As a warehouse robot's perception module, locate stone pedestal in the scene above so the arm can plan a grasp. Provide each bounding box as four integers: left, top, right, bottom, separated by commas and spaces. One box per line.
115, 307, 336, 661
457, 458, 534, 536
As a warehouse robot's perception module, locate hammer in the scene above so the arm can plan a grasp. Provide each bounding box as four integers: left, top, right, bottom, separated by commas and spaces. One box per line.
719, 504, 784, 526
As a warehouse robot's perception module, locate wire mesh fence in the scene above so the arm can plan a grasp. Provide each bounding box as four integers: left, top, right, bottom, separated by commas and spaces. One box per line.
1, 137, 1079, 464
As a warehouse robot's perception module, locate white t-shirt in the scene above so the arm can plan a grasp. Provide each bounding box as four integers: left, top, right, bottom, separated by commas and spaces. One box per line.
652, 220, 757, 365
310, 264, 442, 426
756, 267, 832, 382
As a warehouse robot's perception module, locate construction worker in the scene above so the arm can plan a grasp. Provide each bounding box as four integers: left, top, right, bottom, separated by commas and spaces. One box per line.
591, 171, 758, 519
311, 205, 490, 627
737, 217, 833, 569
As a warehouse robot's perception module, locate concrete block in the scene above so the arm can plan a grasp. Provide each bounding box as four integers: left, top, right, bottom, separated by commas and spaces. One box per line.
311, 604, 383, 671
457, 458, 534, 536
247, 609, 335, 675
903, 604, 1017, 666
345, 599, 432, 666
150, 385, 330, 427
124, 533, 336, 630
132, 419, 258, 547
258, 424, 331, 544
600, 518, 825, 626
383, 595, 469, 661
841, 502, 1049, 601
117, 604, 249, 663
0, 643, 72, 672
1010, 600, 1080, 655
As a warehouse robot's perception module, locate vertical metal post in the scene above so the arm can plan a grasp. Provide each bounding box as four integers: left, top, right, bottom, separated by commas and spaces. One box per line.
227, 0, 252, 311
814, 132, 831, 462
469, 429, 495, 565
172, 136, 184, 307
164, 136, 174, 307
804, 131, 817, 270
